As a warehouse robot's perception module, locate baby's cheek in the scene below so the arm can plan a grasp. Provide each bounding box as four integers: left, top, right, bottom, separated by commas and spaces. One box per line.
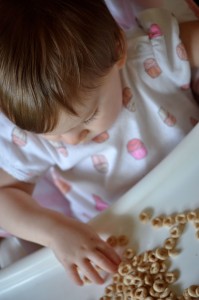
42, 135, 61, 142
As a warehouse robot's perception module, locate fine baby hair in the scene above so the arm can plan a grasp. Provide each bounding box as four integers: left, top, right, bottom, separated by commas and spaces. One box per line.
0, 0, 124, 133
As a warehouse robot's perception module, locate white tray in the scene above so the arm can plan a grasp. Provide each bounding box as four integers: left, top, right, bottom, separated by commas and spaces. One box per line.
1, 124, 199, 299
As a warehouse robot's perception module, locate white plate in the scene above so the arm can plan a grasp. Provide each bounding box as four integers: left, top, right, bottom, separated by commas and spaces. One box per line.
1, 124, 199, 300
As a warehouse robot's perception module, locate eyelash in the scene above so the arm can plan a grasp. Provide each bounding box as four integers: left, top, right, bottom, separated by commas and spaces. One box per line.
84, 109, 99, 125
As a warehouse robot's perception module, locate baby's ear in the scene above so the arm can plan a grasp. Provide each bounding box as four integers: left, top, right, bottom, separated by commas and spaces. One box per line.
116, 30, 127, 69
117, 50, 127, 69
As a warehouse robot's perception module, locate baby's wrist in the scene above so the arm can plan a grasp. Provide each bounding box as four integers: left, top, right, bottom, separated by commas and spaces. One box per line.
41, 211, 69, 248
33, 210, 63, 248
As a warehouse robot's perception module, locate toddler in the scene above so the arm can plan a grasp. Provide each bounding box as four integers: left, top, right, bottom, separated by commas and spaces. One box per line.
0, 0, 199, 285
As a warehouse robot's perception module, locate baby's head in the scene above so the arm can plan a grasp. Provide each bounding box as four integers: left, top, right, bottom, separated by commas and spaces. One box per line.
0, 0, 126, 144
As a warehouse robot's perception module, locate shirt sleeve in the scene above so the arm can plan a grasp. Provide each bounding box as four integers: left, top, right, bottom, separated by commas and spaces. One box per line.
126, 8, 191, 90
0, 113, 56, 183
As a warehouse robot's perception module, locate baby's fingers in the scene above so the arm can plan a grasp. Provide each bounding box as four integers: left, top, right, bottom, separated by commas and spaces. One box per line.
100, 243, 121, 265
68, 264, 84, 286
89, 248, 120, 274
79, 258, 104, 284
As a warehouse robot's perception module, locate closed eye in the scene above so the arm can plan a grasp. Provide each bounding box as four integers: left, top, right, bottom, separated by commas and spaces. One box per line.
84, 108, 99, 125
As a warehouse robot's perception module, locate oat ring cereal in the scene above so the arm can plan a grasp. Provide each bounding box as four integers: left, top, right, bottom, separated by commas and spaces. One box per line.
137, 262, 150, 272
188, 285, 199, 297
165, 272, 178, 284
123, 274, 135, 286
105, 285, 115, 297
106, 235, 118, 247
144, 274, 153, 286
148, 251, 158, 262
118, 262, 132, 276
112, 273, 122, 284
164, 238, 177, 250
149, 286, 161, 298
155, 247, 168, 260
139, 211, 151, 223
175, 213, 187, 224
160, 287, 171, 298
117, 235, 129, 246
153, 279, 166, 292
134, 287, 148, 298
163, 216, 175, 227
152, 216, 163, 227
115, 284, 123, 294
170, 224, 184, 238
123, 248, 135, 260
150, 262, 160, 275
100, 208, 199, 299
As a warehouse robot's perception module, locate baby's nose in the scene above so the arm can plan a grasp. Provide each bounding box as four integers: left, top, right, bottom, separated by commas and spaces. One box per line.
61, 129, 89, 145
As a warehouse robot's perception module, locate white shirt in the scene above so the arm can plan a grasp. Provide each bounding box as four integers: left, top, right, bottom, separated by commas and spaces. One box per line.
0, 9, 199, 223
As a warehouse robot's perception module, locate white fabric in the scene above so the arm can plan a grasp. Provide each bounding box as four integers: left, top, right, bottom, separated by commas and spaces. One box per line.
105, 0, 164, 30
105, 0, 198, 31
0, 9, 199, 225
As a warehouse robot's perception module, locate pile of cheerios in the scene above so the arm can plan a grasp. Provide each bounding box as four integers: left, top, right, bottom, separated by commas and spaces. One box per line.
99, 209, 199, 300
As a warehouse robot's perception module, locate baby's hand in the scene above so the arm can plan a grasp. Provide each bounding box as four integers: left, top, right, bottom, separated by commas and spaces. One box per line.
49, 217, 121, 285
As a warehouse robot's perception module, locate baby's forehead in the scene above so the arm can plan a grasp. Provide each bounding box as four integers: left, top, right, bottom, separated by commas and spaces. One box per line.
46, 71, 109, 135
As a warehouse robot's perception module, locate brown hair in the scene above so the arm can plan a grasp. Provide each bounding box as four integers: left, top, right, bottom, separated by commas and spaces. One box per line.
0, 0, 124, 133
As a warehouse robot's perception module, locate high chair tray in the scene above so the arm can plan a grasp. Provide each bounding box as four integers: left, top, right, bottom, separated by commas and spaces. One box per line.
1, 124, 199, 300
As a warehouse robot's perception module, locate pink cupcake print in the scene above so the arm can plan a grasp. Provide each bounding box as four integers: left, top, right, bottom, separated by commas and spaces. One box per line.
12, 127, 27, 147
122, 87, 136, 112
158, 107, 176, 127
92, 131, 109, 143
148, 24, 163, 39
190, 117, 198, 127
176, 43, 188, 61
144, 58, 162, 78
49, 141, 68, 157
91, 154, 109, 173
127, 138, 147, 160
180, 83, 190, 91
92, 194, 109, 212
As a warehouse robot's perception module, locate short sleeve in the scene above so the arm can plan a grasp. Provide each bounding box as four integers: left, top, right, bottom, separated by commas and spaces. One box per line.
133, 8, 191, 87
0, 113, 55, 183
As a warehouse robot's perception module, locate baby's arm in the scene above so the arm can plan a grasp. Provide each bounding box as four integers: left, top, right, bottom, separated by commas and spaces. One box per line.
179, 20, 199, 67
0, 169, 120, 285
